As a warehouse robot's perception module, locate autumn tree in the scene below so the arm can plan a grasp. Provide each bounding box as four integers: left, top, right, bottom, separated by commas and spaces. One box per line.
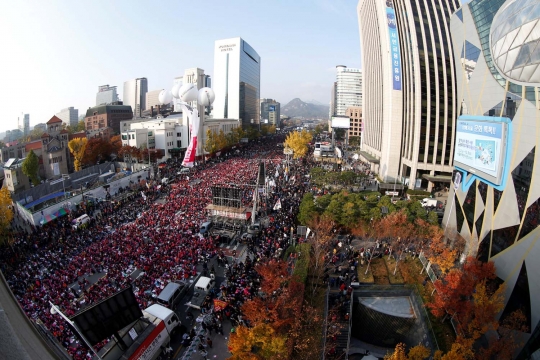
216, 129, 228, 150
204, 129, 218, 154
385, 343, 430, 360
284, 130, 312, 159
0, 187, 14, 245
228, 323, 288, 360
110, 135, 122, 155
118, 145, 140, 164
68, 138, 88, 171
21, 150, 40, 185
84, 137, 113, 165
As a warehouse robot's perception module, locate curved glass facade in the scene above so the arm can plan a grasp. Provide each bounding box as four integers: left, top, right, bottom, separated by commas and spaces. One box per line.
490, 0, 540, 84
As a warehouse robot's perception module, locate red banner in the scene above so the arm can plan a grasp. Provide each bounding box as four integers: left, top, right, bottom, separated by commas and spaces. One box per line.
213, 299, 228, 312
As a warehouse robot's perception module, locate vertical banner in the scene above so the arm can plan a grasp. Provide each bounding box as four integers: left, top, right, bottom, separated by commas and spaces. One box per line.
386, 0, 402, 91
182, 104, 199, 167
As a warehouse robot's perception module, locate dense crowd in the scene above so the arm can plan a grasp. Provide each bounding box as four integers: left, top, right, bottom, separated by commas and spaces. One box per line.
1, 135, 305, 359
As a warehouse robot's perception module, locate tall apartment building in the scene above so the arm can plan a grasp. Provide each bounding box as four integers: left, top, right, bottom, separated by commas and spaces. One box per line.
444, 0, 540, 357
123, 78, 148, 118
357, 0, 458, 189
96, 85, 119, 106
334, 66, 362, 116
345, 106, 362, 142
213, 37, 261, 128
56, 107, 79, 128
260, 99, 280, 127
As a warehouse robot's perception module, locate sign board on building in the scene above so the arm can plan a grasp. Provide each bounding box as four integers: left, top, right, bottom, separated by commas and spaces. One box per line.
386, 0, 402, 91
331, 116, 350, 129
268, 105, 276, 112
385, 191, 399, 196
453, 115, 512, 191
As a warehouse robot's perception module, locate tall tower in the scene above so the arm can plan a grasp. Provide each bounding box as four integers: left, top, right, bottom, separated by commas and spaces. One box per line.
357, 0, 459, 188
123, 78, 148, 118
213, 37, 261, 128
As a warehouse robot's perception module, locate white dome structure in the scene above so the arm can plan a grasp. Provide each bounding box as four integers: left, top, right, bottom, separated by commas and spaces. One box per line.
178, 83, 198, 102
490, 0, 540, 85
158, 90, 173, 105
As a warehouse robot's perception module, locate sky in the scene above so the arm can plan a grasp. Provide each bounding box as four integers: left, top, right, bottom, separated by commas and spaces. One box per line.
0, 0, 361, 133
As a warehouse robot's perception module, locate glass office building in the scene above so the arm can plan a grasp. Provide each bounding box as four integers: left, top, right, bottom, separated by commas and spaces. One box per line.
445, 0, 540, 357
213, 37, 261, 128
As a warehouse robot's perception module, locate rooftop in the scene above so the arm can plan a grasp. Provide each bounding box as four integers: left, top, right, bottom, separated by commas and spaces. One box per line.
46, 116, 63, 124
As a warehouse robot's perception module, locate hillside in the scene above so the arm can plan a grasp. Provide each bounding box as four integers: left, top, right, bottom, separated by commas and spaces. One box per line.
282, 98, 329, 119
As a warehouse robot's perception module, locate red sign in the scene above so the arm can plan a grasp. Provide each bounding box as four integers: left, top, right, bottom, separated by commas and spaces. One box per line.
213, 299, 228, 312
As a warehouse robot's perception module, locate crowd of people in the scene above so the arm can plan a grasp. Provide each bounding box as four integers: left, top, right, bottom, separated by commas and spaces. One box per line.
1, 134, 315, 359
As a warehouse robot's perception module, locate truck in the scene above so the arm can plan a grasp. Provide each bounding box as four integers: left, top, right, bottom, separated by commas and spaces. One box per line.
96, 304, 180, 360
421, 198, 442, 208
185, 276, 215, 310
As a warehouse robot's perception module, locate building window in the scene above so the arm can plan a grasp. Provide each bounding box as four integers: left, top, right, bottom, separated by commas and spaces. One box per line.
177, 141, 181, 148
177, 132, 181, 137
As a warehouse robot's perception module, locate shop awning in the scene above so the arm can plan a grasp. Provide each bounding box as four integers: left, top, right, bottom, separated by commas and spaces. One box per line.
359, 151, 380, 164
422, 174, 452, 183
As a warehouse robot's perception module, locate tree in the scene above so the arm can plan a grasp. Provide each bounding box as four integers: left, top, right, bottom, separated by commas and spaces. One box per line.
110, 135, 122, 155
298, 193, 318, 225
84, 138, 113, 165
228, 323, 288, 360
118, 145, 140, 163
216, 129, 228, 150
22, 150, 40, 185
385, 343, 430, 360
26, 128, 46, 141
204, 129, 218, 154
76, 120, 86, 132
0, 187, 14, 245
284, 130, 312, 159
68, 138, 88, 171
349, 136, 360, 147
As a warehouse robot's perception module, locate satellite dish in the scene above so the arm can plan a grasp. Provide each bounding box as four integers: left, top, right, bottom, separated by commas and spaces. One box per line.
171, 83, 181, 98
197, 87, 215, 106
158, 90, 172, 105
178, 83, 198, 102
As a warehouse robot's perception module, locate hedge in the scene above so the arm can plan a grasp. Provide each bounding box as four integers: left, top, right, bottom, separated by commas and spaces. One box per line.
292, 243, 311, 284
406, 189, 431, 196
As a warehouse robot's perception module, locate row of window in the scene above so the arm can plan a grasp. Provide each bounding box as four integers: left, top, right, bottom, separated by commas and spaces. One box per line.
49, 156, 62, 164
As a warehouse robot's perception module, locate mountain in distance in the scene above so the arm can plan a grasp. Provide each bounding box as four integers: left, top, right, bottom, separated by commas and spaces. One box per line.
282, 98, 329, 119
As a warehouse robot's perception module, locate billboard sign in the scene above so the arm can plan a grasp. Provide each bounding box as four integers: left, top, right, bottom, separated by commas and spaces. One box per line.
268, 105, 276, 112
331, 116, 350, 129
386, 0, 402, 91
453, 115, 512, 191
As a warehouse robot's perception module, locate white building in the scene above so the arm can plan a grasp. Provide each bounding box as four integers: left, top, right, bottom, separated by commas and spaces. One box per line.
96, 85, 119, 106
213, 37, 261, 128
22, 114, 30, 137
55, 107, 79, 128
123, 78, 148, 118
357, 0, 458, 189
334, 66, 362, 116
121, 115, 240, 161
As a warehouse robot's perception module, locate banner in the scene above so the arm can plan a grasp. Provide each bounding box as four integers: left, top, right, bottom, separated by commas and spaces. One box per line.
386, 0, 402, 91
273, 199, 282, 211
182, 104, 200, 167
141, 191, 146, 201
213, 299, 228, 312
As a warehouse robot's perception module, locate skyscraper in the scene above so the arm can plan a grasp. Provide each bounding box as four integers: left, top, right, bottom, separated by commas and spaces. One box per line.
123, 78, 148, 118
213, 37, 261, 128
357, 0, 459, 189
23, 114, 30, 137
96, 85, 119, 106
334, 66, 362, 116
56, 107, 79, 128
260, 99, 281, 127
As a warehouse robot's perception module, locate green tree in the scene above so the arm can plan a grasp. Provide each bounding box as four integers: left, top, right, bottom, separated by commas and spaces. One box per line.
216, 129, 228, 150
22, 150, 40, 185
349, 136, 361, 147
427, 211, 439, 225
68, 138, 88, 171
76, 120, 86, 132
0, 187, 14, 245
27, 128, 45, 141
298, 193, 319, 225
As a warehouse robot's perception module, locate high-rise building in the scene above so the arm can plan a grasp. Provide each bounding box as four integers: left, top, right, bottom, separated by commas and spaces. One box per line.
334, 66, 362, 116
444, 0, 540, 357
357, 0, 458, 189
329, 82, 337, 120
96, 85, 119, 105
146, 89, 164, 110
22, 114, 30, 137
123, 78, 148, 118
260, 99, 280, 127
56, 107, 79, 128
84, 104, 133, 134
345, 106, 362, 143
213, 37, 261, 128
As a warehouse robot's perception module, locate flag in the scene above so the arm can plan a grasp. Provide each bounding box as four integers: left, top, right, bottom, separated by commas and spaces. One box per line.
213, 299, 228, 312
306, 227, 311, 238
275, 169, 279, 178
273, 199, 282, 210
141, 191, 147, 201
182, 104, 199, 168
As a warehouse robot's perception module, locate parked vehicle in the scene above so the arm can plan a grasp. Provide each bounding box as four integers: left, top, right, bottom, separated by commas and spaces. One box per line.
71, 214, 91, 230
247, 222, 261, 235
199, 221, 213, 235
97, 304, 180, 360
156, 281, 187, 309
185, 276, 215, 310
420, 198, 442, 208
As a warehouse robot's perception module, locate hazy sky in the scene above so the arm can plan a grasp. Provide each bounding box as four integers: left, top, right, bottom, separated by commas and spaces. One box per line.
0, 0, 361, 132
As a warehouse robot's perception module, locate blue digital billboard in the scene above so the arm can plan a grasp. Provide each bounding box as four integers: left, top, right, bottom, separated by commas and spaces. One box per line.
268, 105, 276, 112
386, 0, 402, 91
453, 115, 512, 191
